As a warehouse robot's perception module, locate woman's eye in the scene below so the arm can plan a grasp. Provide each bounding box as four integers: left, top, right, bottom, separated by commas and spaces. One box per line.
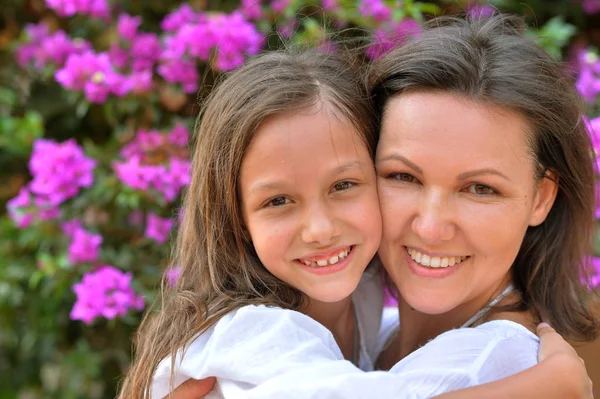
468, 184, 496, 196
266, 197, 290, 207
389, 173, 416, 183
332, 181, 354, 192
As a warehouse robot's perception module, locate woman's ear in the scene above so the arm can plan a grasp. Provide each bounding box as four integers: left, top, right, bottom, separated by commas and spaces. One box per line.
529, 170, 559, 227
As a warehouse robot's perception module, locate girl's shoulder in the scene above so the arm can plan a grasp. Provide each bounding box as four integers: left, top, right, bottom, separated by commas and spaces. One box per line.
152, 305, 342, 399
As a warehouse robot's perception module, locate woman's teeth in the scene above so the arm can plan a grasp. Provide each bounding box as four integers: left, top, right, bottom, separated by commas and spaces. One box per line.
300, 247, 351, 267
407, 247, 468, 268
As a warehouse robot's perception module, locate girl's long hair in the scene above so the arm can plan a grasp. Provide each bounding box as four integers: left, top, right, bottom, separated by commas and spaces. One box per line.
117, 48, 377, 398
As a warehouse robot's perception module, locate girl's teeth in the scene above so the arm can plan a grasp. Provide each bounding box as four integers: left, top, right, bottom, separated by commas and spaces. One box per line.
301, 247, 351, 267
408, 248, 468, 268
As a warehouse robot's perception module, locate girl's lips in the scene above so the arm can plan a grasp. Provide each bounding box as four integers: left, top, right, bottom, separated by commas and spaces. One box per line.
404, 246, 467, 279
296, 246, 355, 275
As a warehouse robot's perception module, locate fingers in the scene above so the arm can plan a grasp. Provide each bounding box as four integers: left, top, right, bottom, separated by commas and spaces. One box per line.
165, 377, 217, 399
536, 322, 556, 335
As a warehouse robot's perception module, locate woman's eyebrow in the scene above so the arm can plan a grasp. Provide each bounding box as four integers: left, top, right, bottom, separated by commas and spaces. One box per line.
377, 153, 422, 174
457, 169, 512, 182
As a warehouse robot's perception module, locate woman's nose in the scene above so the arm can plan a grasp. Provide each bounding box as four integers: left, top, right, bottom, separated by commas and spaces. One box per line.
411, 191, 456, 244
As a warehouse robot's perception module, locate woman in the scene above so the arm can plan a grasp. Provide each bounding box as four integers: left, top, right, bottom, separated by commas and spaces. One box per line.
155, 13, 598, 398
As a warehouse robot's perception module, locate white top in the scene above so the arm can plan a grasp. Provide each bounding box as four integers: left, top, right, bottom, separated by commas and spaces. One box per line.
152, 305, 538, 399
152, 262, 392, 399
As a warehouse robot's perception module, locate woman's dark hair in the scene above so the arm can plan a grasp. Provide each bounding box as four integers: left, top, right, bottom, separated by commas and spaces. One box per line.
369, 14, 599, 341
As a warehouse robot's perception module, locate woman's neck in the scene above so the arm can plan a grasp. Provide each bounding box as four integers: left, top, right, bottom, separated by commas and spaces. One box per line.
395, 280, 516, 361
300, 296, 356, 361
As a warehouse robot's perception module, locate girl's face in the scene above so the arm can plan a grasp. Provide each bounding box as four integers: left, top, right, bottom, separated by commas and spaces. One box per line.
240, 103, 382, 303
375, 91, 557, 318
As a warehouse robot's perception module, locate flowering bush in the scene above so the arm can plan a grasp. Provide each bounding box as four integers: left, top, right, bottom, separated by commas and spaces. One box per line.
1, 0, 599, 397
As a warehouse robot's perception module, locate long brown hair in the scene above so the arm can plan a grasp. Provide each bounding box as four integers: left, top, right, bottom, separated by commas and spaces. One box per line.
369, 14, 599, 341
117, 49, 376, 398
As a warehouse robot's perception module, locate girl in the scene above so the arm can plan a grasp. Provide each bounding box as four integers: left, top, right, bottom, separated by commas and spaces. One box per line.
119, 41, 593, 398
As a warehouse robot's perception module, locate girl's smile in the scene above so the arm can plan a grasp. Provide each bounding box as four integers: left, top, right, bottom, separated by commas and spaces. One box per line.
239, 102, 382, 303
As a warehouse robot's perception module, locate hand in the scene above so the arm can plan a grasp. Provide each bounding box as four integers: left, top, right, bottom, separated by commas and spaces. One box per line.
537, 323, 593, 398
163, 377, 216, 399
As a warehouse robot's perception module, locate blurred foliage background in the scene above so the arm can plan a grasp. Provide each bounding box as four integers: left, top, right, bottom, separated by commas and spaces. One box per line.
0, 0, 599, 398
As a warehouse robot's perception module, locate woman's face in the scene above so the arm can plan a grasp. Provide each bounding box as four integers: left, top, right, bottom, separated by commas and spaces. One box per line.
375, 91, 557, 317
240, 103, 382, 304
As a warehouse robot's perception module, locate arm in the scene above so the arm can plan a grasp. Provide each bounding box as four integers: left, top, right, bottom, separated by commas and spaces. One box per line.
165, 377, 216, 399
434, 324, 592, 399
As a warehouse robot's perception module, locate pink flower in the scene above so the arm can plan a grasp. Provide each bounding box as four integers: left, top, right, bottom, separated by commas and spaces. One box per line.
28, 139, 96, 205
322, 0, 340, 12
145, 214, 174, 243
70, 266, 145, 324
117, 13, 142, 42
366, 19, 422, 59
359, 0, 391, 23
67, 226, 102, 263
165, 266, 182, 287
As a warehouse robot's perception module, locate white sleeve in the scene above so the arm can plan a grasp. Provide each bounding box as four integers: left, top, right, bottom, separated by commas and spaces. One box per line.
387, 321, 539, 398
153, 307, 538, 399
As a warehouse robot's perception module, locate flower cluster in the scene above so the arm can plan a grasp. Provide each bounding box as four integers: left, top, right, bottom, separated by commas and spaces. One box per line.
62, 220, 103, 264
7, 139, 95, 229
582, 0, 600, 14
45, 0, 111, 20
70, 266, 144, 324
158, 6, 264, 92
16, 23, 91, 70
366, 18, 422, 59
29, 139, 96, 205
144, 213, 174, 243
576, 50, 600, 104
113, 125, 191, 202
7, 188, 60, 228
359, 0, 392, 22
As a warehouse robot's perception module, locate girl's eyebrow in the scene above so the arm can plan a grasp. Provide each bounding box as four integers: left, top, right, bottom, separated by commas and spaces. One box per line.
247, 161, 363, 195
331, 160, 362, 175
247, 181, 285, 195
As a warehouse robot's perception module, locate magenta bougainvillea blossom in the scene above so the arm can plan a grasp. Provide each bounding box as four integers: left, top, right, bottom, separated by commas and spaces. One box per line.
144, 214, 174, 243
65, 224, 103, 264
116, 13, 142, 41
45, 0, 111, 19
241, 0, 263, 20
582, 0, 600, 14
575, 50, 600, 104
366, 18, 422, 59
165, 266, 182, 287
70, 266, 144, 324
16, 23, 91, 69
359, 0, 392, 22
466, 4, 497, 18
157, 7, 264, 92
113, 125, 191, 201
28, 139, 96, 205
7, 188, 60, 228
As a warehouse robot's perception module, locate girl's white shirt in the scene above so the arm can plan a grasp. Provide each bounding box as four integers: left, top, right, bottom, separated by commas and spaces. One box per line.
151, 267, 539, 399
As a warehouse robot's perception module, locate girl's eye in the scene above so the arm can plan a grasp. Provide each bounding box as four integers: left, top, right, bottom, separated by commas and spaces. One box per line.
332, 181, 354, 192
266, 197, 290, 207
468, 184, 496, 196
389, 173, 416, 183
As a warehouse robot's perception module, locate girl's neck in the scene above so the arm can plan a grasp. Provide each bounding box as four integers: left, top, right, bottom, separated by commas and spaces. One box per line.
300, 296, 356, 361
